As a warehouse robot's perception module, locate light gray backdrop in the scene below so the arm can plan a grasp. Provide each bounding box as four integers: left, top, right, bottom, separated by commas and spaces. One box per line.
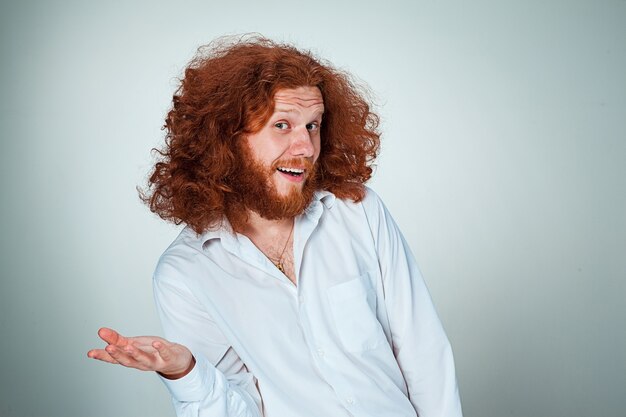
1, 1, 624, 416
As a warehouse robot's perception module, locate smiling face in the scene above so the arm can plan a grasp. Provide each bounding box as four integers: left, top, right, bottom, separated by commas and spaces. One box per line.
244, 86, 324, 197
229, 86, 324, 222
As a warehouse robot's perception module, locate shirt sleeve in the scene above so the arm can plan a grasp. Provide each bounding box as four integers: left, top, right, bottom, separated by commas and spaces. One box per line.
153, 272, 263, 417
364, 190, 463, 417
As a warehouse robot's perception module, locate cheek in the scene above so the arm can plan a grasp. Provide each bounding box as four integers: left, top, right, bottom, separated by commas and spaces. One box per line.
313, 136, 322, 161
250, 136, 286, 163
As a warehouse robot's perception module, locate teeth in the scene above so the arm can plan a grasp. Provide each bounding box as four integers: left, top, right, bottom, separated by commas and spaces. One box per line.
277, 167, 304, 174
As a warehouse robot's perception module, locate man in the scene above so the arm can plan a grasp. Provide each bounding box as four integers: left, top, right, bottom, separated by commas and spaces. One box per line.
88, 36, 463, 417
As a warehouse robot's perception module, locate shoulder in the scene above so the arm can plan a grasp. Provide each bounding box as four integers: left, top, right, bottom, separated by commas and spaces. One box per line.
328, 185, 384, 211
153, 226, 208, 284
331, 185, 387, 221
361, 185, 386, 211
323, 187, 393, 241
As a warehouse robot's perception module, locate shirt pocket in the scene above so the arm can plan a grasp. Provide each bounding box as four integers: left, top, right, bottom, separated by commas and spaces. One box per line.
326, 272, 386, 352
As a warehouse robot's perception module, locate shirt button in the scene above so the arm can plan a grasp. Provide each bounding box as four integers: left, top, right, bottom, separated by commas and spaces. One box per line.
298, 296, 304, 304
346, 397, 355, 405
316, 348, 325, 357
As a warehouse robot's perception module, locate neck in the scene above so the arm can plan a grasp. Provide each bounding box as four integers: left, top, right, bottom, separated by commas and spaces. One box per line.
239, 210, 294, 240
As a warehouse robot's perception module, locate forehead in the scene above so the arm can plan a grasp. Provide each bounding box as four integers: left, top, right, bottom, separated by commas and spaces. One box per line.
273, 86, 324, 112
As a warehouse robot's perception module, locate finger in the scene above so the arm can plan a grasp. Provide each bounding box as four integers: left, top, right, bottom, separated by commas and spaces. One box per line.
122, 344, 158, 368
98, 327, 128, 347
110, 343, 162, 372
104, 344, 145, 368
87, 349, 120, 365
131, 336, 167, 348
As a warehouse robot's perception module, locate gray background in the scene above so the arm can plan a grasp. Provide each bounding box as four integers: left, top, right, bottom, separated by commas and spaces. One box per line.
1, 0, 625, 416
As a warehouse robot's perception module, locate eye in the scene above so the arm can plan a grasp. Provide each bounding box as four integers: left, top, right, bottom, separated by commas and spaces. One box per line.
306, 122, 320, 131
274, 121, 289, 130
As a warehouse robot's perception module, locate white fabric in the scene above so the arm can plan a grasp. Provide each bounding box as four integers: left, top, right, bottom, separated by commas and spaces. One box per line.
153, 187, 463, 417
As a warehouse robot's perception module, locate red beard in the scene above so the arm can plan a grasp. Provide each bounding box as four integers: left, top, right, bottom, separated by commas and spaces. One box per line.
225, 141, 319, 231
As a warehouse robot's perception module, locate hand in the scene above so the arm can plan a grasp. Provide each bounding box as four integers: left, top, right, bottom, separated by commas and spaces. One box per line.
87, 327, 195, 379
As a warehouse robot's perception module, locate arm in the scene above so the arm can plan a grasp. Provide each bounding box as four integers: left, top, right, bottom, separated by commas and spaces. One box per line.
152, 273, 263, 417
365, 191, 463, 417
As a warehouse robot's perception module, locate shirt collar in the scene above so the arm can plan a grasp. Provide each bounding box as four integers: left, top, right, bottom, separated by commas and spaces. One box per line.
314, 189, 336, 209
193, 189, 336, 249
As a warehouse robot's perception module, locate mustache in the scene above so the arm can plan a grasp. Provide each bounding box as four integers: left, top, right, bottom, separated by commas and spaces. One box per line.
270, 158, 314, 171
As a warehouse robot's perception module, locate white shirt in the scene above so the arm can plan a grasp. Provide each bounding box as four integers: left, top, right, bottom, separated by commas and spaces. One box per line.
153, 187, 462, 417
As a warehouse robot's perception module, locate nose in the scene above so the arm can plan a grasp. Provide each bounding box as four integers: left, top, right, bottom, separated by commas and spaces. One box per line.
289, 126, 315, 158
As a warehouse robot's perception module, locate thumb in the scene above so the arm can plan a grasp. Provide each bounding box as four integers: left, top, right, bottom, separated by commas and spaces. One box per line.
153, 341, 172, 361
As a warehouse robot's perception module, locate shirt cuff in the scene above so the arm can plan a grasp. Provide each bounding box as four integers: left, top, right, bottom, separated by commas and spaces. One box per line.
158, 354, 216, 402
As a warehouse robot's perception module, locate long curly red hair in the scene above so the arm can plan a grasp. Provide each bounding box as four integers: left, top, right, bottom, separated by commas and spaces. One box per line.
143, 35, 381, 234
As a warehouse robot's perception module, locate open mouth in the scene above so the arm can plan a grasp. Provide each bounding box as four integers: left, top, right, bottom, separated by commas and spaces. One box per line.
277, 167, 305, 178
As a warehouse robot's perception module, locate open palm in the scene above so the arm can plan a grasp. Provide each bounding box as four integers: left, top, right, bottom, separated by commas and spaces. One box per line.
88, 327, 194, 379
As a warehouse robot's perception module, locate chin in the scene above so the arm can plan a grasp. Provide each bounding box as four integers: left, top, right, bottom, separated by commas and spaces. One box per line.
275, 183, 304, 197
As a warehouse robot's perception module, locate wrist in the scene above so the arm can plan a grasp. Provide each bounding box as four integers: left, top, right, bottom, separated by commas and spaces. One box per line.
158, 355, 196, 380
